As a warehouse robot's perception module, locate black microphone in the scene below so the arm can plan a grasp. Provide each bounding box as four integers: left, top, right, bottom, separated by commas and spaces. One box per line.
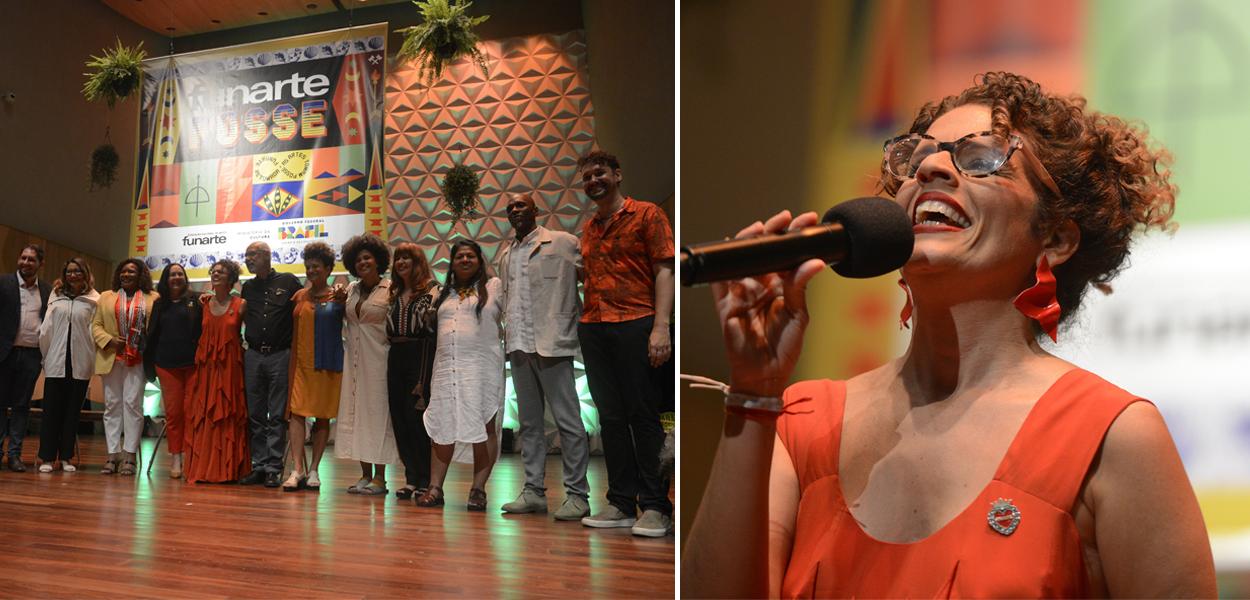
680, 197, 914, 286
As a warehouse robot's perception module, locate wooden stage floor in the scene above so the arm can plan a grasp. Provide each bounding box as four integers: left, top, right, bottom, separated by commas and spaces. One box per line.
0, 435, 674, 598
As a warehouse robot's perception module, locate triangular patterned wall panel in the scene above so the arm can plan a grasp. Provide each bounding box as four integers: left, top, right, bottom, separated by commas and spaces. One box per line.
384, 30, 596, 275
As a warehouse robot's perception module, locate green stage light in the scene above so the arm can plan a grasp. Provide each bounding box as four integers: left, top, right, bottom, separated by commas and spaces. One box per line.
144, 360, 601, 435
501, 360, 598, 435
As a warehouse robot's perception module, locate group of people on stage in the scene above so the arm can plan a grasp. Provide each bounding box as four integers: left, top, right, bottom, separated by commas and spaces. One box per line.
0, 151, 676, 537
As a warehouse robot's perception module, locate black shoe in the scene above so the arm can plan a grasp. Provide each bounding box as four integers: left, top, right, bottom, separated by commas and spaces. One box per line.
7, 457, 26, 473
396, 486, 419, 500
264, 471, 281, 488
239, 470, 266, 485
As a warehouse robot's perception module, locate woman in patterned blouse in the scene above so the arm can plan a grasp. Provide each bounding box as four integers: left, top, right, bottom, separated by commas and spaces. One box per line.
386, 242, 440, 500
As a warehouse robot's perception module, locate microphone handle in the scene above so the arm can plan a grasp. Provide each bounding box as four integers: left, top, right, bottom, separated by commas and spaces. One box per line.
680, 223, 848, 286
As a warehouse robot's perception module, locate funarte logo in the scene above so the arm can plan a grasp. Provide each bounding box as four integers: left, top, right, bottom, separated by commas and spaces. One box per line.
279, 225, 329, 240
191, 72, 332, 108
182, 233, 228, 246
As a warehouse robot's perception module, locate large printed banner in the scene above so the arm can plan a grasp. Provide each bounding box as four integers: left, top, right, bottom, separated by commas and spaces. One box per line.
130, 25, 388, 280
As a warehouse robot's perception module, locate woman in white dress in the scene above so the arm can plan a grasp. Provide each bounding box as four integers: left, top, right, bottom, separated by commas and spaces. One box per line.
416, 240, 504, 511
334, 233, 398, 495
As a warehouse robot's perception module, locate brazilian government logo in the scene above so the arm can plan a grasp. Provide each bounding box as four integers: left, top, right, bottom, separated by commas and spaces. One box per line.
279, 224, 329, 240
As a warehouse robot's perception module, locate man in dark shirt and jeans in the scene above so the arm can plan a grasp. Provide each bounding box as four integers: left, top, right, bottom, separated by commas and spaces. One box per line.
240, 242, 302, 487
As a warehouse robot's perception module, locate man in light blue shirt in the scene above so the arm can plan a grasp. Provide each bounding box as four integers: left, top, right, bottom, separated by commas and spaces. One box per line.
496, 192, 590, 521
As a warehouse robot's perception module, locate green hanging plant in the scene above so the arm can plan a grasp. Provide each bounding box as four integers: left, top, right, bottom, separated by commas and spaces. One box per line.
82, 39, 147, 107
441, 164, 481, 223
396, 0, 490, 84
90, 143, 120, 191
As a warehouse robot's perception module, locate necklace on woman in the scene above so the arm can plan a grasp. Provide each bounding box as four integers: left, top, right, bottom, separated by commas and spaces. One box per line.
398, 289, 415, 335
455, 282, 476, 300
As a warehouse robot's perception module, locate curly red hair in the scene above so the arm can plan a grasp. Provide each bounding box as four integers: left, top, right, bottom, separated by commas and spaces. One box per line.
882, 72, 1177, 323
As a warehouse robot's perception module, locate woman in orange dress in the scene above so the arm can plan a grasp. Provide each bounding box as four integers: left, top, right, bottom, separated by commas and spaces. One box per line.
683, 72, 1216, 597
184, 259, 250, 483
282, 241, 345, 491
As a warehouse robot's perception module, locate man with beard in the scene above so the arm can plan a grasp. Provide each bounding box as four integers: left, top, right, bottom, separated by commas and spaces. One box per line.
575, 151, 675, 537
496, 191, 591, 521
239, 242, 303, 487
0, 245, 51, 472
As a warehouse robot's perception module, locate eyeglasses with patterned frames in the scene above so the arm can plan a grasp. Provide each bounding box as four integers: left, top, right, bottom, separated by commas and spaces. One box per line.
883, 131, 1063, 199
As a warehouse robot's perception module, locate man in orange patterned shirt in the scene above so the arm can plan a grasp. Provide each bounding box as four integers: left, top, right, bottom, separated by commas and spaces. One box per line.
575, 151, 675, 538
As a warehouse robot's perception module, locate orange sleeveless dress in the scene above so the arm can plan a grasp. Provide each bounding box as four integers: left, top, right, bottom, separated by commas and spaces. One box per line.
184, 296, 251, 483
776, 369, 1144, 598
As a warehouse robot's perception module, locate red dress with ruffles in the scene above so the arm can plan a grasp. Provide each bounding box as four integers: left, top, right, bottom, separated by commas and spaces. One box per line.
183, 296, 251, 483
776, 369, 1143, 598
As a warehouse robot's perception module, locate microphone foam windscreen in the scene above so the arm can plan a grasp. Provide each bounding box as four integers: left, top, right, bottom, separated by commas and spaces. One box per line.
822, 197, 915, 278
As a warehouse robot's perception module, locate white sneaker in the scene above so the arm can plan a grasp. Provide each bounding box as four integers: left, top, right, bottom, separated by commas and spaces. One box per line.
37, 463, 53, 473
62, 463, 77, 473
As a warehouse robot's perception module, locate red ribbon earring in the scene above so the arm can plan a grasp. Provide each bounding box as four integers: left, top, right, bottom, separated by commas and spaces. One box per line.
1012, 256, 1061, 342
898, 278, 914, 330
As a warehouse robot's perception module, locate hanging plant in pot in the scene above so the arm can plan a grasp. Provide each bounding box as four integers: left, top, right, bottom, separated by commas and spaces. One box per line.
82, 39, 146, 190
82, 39, 147, 108
441, 164, 481, 224
89, 142, 120, 191
396, 0, 490, 84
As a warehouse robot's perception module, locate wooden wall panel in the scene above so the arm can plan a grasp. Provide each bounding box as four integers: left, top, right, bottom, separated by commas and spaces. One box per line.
0, 223, 113, 403
0, 223, 112, 294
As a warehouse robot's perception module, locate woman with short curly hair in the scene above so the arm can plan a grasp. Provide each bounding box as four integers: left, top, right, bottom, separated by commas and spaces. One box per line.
282, 241, 345, 491
334, 233, 398, 495
183, 259, 250, 483
684, 72, 1215, 597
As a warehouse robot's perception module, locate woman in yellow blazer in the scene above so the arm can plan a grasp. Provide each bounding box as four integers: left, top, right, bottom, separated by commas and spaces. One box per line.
92, 258, 158, 475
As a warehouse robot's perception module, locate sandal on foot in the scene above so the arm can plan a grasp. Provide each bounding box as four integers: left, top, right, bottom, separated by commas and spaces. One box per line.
346, 476, 371, 494
306, 471, 321, 491
396, 486, 418, 500
415, 485, 444, 508
119, 460, 137, 476
358, 479, 388, 496
282, 471, 306, 492
100, 457, 118, 475
467, 487, 488, 512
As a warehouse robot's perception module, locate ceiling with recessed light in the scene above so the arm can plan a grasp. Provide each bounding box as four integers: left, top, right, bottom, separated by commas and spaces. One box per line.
100, 0, 411, 37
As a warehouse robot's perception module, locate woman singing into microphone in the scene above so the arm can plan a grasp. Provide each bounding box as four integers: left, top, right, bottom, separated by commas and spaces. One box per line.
683, 72, 1216, 598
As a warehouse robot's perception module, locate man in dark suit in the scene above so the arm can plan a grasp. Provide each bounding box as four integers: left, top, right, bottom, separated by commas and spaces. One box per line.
0, 244, 51, 472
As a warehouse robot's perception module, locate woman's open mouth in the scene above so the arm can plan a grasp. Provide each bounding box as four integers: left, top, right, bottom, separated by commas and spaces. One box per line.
913, 193, 971, 232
